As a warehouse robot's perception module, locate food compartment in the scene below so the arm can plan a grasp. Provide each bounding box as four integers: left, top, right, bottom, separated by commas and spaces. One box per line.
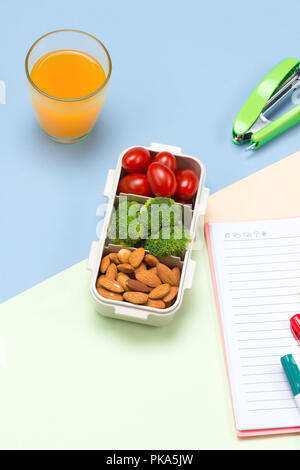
95, 244, 184, 312
107, 193, 194, 258
88, 143, 208, 326
117, 146, 202, 209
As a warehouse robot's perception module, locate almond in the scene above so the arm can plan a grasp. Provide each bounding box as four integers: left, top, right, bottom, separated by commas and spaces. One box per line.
136, 270, 162, 287
118, 248, 131, 264
96, 275, 105, 288
149, 266, 157, 275
100, 255, 110, 273
162, 286, 178, 303
106, 262, 117, 280
172, 266, 181, 286
135, 262, 147, 274
126, 279, 152, 293
117, 263, 135, 274
123, 291, 148, 304
149, 283, 170, 300
109, 252, 120, 264
98, 277, 124, 293
146, 299, 165, 309
117, 272, 130, 291
144, 254, 158, 266
129, 247, 145, 268
97, 286, 123, 301
156, 263, 176, 285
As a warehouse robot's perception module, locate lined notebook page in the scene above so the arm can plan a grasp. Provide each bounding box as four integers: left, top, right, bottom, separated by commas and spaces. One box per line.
208, 218, 300, 431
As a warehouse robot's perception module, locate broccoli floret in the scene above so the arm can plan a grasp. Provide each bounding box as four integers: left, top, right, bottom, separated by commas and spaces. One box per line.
140, 197, 182, 234
144, 225, 190, 257
108, 200, 144, 246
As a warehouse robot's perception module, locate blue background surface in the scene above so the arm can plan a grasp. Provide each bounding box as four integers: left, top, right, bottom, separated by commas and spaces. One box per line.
1, 0, 300, 302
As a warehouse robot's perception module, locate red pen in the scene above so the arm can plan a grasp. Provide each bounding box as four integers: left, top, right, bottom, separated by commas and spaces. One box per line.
290, 314, 300, 345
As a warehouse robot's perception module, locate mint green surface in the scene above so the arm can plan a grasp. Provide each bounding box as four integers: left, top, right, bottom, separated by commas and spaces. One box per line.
0, 248, 299, 450
252, 103, 300, 148
233, 58, 300, 138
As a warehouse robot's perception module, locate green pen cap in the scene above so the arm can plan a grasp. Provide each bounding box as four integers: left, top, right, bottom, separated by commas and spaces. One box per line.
280, 354, 300, 396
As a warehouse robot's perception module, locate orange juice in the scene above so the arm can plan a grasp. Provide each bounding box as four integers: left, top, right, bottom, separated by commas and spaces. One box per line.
29, 49, 108, 142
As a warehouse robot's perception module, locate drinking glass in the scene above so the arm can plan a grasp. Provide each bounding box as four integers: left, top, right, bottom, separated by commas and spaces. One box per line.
25, 29, 112, 143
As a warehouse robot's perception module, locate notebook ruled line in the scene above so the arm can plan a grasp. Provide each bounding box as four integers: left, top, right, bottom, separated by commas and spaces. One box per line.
236, 328, 290, 333
225, 244, 300, 250
248, 398, 293, 402
233, 311, 297, 316
235, 320, 291, 324
230, 285, 300, 291
244, 380, 287, 385
241, 363, 280, 368
226, 252, 300, 258
229, 276, 300, 282
245, 389, 291, 393
227, 260, 300, 266
249, 407, 298, 411
224, 235, 300, 241
240, 353, 300, 359
242, 372, 283, 376
232, 294, 299, 300
233, 302, 300, 307
239, 345, 294, 350
229, 269, 300, 274
238, 336, 291, 341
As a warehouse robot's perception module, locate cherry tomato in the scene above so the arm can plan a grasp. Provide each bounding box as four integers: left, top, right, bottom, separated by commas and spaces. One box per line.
122, 147, 151, 173
147, 162, 177, 197
153, 151, 178, 174
175, 169, 199, 201
118, 173, 152, 196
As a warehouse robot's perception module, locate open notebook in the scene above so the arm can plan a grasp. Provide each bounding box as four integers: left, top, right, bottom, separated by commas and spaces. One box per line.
205, 217, 300, 437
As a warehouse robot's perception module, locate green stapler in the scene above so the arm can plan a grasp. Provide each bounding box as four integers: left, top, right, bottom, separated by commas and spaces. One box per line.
233, 58, 300, 150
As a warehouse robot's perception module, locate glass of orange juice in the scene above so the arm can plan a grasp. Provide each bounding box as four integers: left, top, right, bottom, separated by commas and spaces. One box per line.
25, 29, 112, 143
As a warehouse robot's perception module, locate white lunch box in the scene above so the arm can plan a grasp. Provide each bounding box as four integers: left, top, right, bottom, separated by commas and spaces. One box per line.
88, 142, 209, 326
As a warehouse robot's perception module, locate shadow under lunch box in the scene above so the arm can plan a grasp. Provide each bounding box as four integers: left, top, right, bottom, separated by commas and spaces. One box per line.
88, 143, 209, 326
